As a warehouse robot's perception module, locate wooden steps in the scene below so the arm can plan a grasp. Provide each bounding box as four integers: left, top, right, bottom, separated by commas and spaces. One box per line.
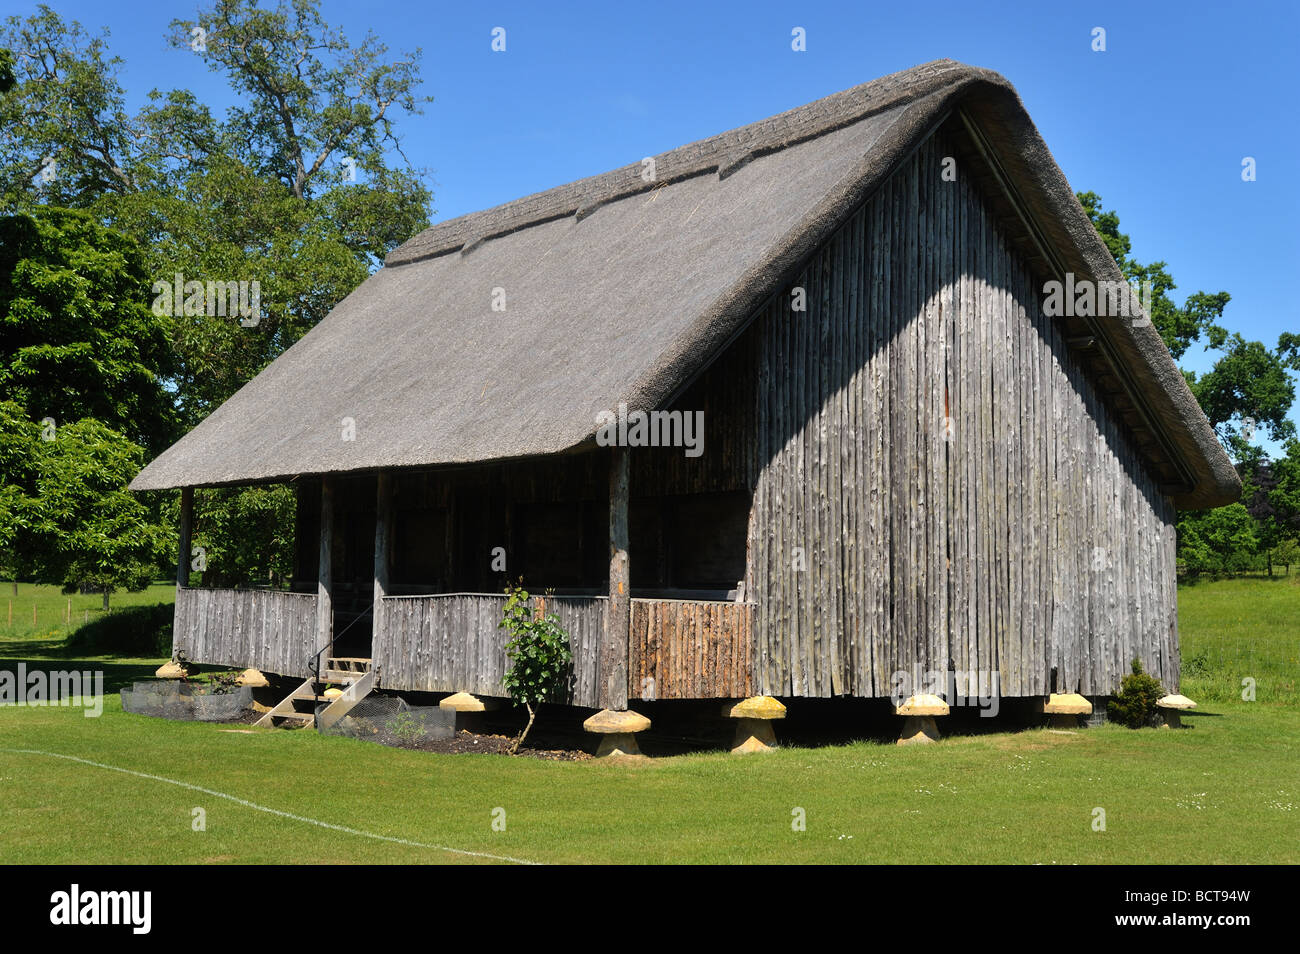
254, 657, 376, 729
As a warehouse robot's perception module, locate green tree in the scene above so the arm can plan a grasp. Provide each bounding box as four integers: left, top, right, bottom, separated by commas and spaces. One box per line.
1273, 537, 1300, 575
1238, 440, 1300, 575
0, 9, 140, 205
0, 207, 176, 454
0, 401, 40, 591
1077, 192, 1229, 361
1, 1, 432, 422
1, 2, 433, 583
1187, 332, 1298, 452
186, 484, 297, 588
0, 47, 14, 93
499, 583, 573, 755
169, 0, 429, 206
0, 402, 167, 607
1176, 502, 1259, 578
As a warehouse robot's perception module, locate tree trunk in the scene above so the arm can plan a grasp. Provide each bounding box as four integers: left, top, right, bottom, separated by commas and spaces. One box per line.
102, 590, 109, 612
509, 703, 537, 756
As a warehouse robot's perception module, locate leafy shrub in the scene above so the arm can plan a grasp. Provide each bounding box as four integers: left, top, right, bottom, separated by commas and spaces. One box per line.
385, 710, 426, 746
500, 582, 572, 755
202, 670, 242, 694
1273, 539, 1300, 575
64, 602, 173, 657
1182, 649, 1211, 679
1108, 658, 1165, 728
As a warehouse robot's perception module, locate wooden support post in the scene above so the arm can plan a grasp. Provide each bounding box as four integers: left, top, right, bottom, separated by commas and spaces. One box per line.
444, 489, 456, 592
601, 447, 630, 710
316, 477, 335, 672
168, 490, 193, 684
373, 473, 393, 659
177, 486, 193, 589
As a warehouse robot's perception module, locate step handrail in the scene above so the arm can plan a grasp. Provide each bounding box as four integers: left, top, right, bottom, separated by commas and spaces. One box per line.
306, 600, 374, 690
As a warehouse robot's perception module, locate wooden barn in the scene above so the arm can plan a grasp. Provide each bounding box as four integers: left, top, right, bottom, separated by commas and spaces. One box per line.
131, 60, 1239, 743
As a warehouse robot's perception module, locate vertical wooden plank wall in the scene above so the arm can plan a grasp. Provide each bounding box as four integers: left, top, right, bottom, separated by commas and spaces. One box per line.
173, 588, 318, 675
375, 594, 607, 706
747, 129, 1179, 699
629, 599, 755, 700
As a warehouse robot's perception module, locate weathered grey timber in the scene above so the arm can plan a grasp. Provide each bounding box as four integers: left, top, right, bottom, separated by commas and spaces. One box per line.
316, 478, 334, 663
603, 448, 630, 709
743, 129, 1181, 696
375, 594, 607, 706
173, 587, 317, 675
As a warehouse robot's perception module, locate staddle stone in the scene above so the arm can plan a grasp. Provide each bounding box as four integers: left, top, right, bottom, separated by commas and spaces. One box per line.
155, 660, 188, 679
439, 692, 500, 712
895, 693, 949, 717
722, 695, 787, 720
583, 708, 651, 758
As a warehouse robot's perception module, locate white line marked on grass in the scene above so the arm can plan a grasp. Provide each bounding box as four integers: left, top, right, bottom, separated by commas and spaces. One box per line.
0, 748, 540, 866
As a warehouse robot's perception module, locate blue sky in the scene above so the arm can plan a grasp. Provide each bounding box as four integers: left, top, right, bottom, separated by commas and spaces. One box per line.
13, 0, 1300, 436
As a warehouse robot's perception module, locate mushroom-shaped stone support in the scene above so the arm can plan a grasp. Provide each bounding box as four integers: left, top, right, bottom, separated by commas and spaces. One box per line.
723, 696, 786, 753
236, 668, 270, 688
583, 708, 651, 757
155, 659, 189, 679
439, 692, 500, 732
1156, 693, 1196, 729
895, 694, 949, 745
1034, 693, 1092, 729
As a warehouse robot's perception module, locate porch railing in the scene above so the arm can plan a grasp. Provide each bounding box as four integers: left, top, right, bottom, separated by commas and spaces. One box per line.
173, 587, 317, 676
630, 598, 755, 700
172, 587, 757, 703
375, 593, 608, 707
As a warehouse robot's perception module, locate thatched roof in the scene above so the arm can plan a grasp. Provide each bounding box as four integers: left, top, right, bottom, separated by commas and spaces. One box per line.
131, 59, 1239, 509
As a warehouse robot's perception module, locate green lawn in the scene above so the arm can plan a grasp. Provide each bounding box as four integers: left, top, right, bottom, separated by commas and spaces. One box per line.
0, 577, 1296, 864
1, 581, 176, 647
1178, 575, 1300, 704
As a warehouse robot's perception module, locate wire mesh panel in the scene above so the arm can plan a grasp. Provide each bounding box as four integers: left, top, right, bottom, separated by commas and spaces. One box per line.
191, 688, 255, 721
318, 694, 455, 747
1085, 696, 1110, 727
121, 681, 254, 722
